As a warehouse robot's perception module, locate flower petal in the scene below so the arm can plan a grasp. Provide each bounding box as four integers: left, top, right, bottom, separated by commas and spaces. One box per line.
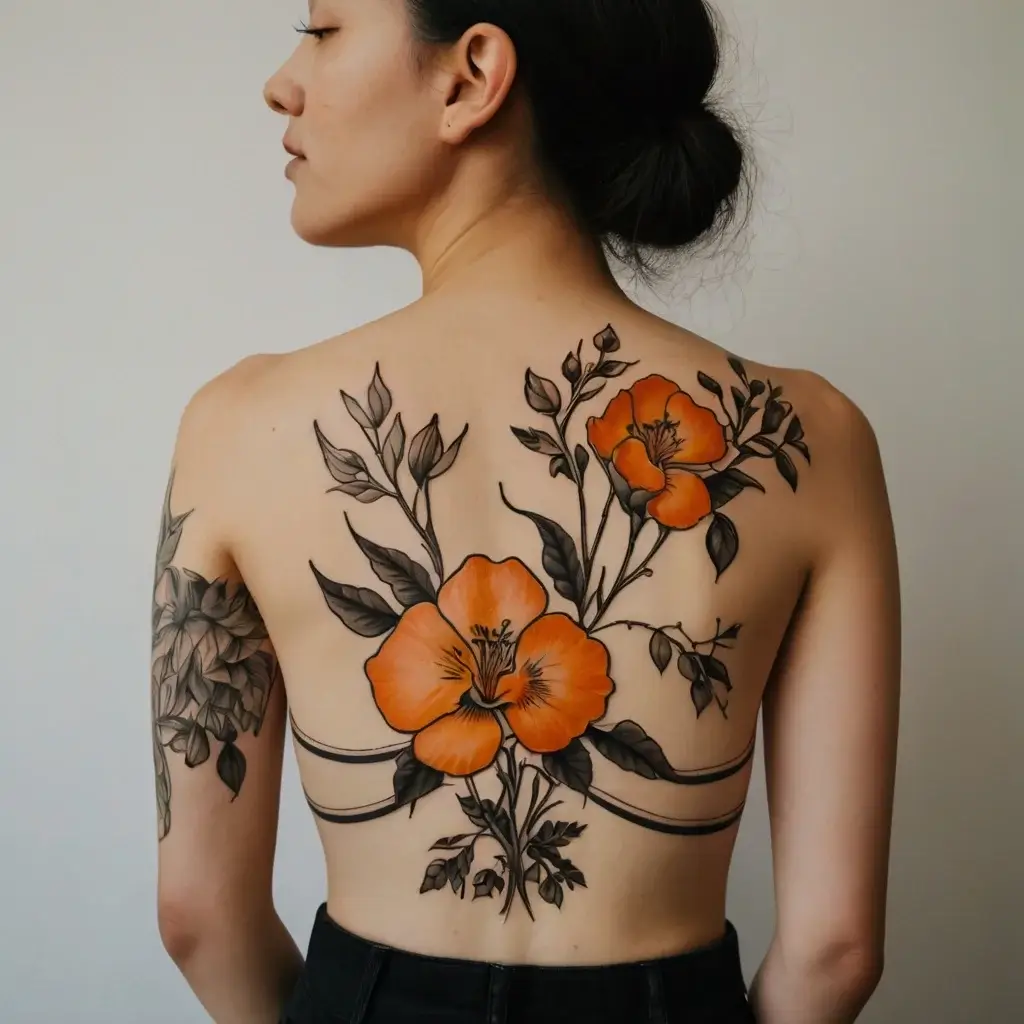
646, 468, 713, 530
612, 437, 666, 493
629, 375, 680, 427
413, 706, 503, 776
366, 603, 473, 733
438, 556, 548, 643
499, 614, 614, 753
586, 390, 634, 460
665, 392, 728, 464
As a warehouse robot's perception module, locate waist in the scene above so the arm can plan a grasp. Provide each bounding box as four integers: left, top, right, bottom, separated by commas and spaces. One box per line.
288, 904, 752, 1023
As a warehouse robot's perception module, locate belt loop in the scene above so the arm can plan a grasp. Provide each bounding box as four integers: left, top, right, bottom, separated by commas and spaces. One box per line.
350, 945, 386, 1024
486, 964, 510, 1024
646, 963, 669, 1024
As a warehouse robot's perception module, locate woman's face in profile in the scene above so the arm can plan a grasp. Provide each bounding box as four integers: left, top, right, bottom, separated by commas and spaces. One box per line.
264, 0, 447, 247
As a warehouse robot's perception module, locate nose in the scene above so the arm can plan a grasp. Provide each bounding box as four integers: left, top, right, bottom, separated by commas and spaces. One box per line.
263, 63, 304, 116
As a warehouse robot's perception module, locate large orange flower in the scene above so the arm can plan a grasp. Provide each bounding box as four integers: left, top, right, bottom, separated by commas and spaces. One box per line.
366, 557, 614, 777
587, 374, 727, 530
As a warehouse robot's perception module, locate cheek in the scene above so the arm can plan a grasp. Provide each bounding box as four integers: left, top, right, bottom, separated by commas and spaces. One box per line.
295, 61, 441, 239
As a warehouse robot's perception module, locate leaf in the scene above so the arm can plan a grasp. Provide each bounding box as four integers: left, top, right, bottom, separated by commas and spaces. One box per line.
538, 876, 564, 908
340, 390, 374, 430
542, 739, 593, 795
728, 355, 748, 384
574, 445, 590, 476
705, 468, 766, 510
785, 415, 804, 444
381, 415, 405, 478
677, 652, 700, 681
731, 386, 747, 419
431, 834, 474, 850
706, 513, 739, 580
499, 486, 586, 610
216, 742, 246, 798
408, 416, 444, 486
577, 383, 606, 402
749, 380, 766, 398
420, 860, 448, 894
309, 562, 399, 637
428, 423, 468, 479
511, 426, 562, 457
534, 820, 586, 847
691, 678, 715, 717
183, 720, 211, 768
346, 519, 436, 607
699, 654, 732, 689
366, 364, 392, 428
473, 869, 506, 900
313, 422, 370, 484
593, 325, 621, 353
697, 371, 723, 399
524, 370, 562, 416
790, 439, 811, 464
592, 359, 636, 379
524, 861, 543, 883
761, 399, 787, 435
561, 352, 582, 385
718, 623, 742, 641
776, 450, 799, 492
648, 630, 673, 674
447, 848, 474, 895
457, 796, 511, 841
393, 748, 445, 809
549, 456, 572, 480
328, 480, 390, 504
586, 721, 674, 781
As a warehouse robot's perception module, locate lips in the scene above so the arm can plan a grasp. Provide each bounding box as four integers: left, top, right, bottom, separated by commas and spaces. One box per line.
283, 139, 305, 158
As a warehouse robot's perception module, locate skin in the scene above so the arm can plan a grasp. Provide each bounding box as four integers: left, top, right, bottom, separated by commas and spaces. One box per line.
154, 2, 900, 1022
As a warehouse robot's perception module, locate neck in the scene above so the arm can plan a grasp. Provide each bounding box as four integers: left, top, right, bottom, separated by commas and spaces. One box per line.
412, 189, 624, 301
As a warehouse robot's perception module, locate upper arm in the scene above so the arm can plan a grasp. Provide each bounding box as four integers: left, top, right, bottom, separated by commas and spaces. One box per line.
151, 367, 286, 916
761, 386, 901, 966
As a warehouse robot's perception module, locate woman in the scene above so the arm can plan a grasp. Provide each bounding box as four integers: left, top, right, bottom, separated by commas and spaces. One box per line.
151, 1, 900, 1022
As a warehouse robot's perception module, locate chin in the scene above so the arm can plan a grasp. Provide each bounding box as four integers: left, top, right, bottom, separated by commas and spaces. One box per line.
289, 202, 386, 249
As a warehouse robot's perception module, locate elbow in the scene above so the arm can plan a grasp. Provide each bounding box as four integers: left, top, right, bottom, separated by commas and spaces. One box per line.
157, 892, 213, 966
796, 936, 885, 1004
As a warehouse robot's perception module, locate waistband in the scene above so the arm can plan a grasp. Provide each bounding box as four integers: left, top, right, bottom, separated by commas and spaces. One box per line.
300, 903, 748, 1022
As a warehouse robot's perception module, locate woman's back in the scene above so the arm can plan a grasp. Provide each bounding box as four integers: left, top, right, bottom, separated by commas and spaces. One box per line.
158, 289, 891, 968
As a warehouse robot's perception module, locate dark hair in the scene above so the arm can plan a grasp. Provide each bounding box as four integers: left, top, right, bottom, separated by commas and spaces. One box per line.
407, 0, 752, 274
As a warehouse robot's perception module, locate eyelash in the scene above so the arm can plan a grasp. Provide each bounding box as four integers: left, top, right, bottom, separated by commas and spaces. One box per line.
294, 20, 335, 41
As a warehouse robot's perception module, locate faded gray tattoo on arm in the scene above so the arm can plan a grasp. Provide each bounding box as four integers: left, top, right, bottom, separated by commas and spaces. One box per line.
151, 471, 278, 840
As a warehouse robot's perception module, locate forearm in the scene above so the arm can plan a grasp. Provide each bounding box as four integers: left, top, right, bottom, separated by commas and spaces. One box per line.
164, 905, 303, 1024
749, 939, 882, 1024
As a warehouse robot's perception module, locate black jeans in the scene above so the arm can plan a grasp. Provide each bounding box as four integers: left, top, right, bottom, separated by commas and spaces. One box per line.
280, 904, 756, 1023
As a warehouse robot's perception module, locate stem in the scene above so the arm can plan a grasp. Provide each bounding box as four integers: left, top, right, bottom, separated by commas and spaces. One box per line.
588, 525, 669, 631
549, 414, 591, 579
469, 771, 532, 920
364, 425, 445, 580
587, 488, 615, 569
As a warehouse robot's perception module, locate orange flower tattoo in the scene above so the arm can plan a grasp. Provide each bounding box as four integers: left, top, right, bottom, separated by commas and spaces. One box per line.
366, 556, 614, 776
587, 374, 727, 530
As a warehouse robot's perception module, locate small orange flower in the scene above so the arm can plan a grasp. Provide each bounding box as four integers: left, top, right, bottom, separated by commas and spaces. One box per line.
366, 557, 614, 776
587, 375, 727, 530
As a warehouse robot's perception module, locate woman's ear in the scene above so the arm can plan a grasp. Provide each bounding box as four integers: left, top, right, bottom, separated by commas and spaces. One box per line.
439, 24, 519, 143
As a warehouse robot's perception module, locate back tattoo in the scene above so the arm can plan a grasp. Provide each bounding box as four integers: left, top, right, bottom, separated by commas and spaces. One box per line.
296, 324, 811, 918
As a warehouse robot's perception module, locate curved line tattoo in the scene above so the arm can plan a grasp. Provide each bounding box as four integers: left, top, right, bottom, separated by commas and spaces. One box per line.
290, 713, 407, 764
304, 789, 404, 825
585, 789, 747, 836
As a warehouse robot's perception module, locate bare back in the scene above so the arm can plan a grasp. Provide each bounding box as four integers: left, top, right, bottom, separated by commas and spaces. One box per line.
156, 292, 893, 968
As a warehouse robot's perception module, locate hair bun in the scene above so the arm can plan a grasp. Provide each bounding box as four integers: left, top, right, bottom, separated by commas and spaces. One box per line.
582, 103, 747, 258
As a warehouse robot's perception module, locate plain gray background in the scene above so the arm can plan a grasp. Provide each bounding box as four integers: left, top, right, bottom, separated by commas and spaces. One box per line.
1, 0, 1020, 1020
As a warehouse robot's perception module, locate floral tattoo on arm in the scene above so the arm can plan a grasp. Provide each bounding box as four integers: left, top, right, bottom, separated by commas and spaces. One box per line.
150, 474, 279, 840
300, 326, 810, 916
